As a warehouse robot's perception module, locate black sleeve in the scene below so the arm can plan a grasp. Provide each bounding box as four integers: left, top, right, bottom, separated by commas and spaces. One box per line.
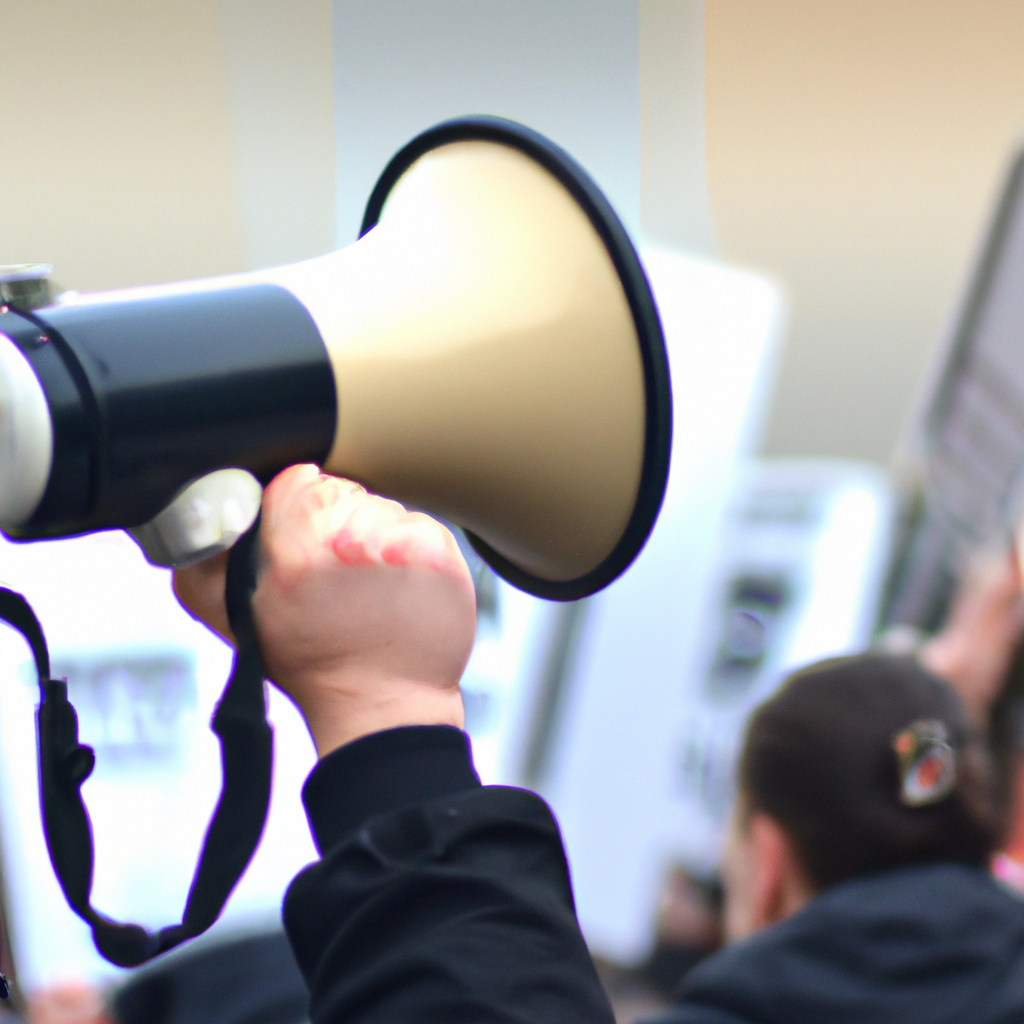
282, 725, 616, 1024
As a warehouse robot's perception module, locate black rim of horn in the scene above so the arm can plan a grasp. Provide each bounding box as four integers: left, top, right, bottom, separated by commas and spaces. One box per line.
360, 115, 672, 602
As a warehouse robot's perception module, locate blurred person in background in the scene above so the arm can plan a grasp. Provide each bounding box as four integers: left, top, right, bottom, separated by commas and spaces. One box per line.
642, 654, 1019, 1024
628, 542, 1024, 1017
612, 550, 1024, 1018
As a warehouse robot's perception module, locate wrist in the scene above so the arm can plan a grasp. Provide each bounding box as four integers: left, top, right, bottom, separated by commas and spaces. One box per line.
282, 671, 465, 758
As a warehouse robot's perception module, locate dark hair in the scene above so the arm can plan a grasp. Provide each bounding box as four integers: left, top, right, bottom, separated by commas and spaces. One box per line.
738, 653, 1000, 890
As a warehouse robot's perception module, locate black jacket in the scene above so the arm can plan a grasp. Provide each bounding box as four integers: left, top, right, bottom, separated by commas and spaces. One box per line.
647, 863, 1024, 1024
282, 725, 615, 1024
282, 725, 1024, 1024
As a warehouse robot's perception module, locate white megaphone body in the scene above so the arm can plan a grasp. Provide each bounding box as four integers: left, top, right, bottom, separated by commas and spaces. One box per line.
0, 117, 671, 600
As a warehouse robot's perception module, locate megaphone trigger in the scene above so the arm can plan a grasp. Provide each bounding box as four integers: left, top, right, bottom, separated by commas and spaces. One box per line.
129, 468, 264, 569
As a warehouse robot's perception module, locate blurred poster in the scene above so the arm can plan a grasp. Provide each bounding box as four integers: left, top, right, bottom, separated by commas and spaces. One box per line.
0, 530, 318, 993
506, 246, 786, 963
669, 460, 893, 875
885, 147, 1024, 629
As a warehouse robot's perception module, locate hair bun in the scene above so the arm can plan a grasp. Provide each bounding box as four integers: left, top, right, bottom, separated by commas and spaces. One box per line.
892, 719, 957, 807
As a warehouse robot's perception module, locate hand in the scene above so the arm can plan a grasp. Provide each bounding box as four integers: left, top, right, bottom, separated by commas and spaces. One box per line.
26, 984, 110, 1024
920, 548, 1024, 728
173, 465, 477, 757
171, 549, 232, 644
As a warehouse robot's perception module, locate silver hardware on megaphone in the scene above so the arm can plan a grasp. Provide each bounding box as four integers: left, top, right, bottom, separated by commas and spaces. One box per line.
0, 264, 56, 311
0, 330, 54, 526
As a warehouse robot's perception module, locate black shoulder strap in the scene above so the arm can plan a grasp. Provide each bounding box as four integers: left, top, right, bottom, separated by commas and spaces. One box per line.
0, 516, 271, 967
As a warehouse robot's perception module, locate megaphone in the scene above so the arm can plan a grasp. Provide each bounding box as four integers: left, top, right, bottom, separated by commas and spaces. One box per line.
0, 117, 672, 967
0, 117, 671, 600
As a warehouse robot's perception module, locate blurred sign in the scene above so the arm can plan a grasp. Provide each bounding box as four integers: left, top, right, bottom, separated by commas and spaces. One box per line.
0, 530, 317, 993
53, 652, 197, 767
501, 246, 786, 964
885, 145, 1024, 629
670, 459, 893, 872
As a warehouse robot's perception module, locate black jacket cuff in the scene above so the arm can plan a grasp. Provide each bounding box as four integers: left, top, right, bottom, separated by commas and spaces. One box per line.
301, 725, 481, 855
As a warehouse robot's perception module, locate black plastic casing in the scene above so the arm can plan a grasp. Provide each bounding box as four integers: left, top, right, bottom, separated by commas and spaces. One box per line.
0, 284, 336, 538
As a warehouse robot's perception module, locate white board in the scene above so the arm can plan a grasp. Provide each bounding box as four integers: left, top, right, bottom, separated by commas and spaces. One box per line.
0, 531, 318, 991
501, 245, 785, 963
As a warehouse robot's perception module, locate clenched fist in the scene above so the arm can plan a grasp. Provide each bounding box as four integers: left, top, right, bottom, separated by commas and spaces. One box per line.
173, 465, 476, 757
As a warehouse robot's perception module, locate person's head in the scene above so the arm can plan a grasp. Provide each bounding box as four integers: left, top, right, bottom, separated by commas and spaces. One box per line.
722, 653, 999, 941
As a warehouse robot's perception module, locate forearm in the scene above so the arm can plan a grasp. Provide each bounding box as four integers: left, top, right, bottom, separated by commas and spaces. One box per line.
283, 726, 615, 1024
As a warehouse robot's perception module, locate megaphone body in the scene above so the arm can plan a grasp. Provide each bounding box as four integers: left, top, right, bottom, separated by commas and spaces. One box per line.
0, 117, 672, 967
0, 118, 671, 599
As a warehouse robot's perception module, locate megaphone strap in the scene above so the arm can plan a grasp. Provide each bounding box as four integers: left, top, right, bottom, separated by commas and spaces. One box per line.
0, 516, 272, 967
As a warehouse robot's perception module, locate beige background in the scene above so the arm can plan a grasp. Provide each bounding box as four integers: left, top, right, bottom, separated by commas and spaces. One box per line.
705, 0, 1024, 462
5, 2, 1024, 464
640, 0, 718, 255
1, 0, 333, 291
2, 1, 247, 290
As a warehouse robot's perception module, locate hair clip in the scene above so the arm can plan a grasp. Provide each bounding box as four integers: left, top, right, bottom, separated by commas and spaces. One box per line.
892, 719, 956, 807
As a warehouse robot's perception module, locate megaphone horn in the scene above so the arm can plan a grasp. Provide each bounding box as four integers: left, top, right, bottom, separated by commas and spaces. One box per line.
0, 116, 671, 600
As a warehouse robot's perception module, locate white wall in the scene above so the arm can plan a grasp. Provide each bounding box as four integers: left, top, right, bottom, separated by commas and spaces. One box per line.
640, 0, 718, 255
1, 0, 336, 290
706, 0, 1024, 462
219, 0, 336, 268
1, 1, 248, 291
332, 0, 642, 244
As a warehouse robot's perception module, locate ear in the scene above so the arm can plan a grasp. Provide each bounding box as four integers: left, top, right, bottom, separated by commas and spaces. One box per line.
746, 812, 814, 931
